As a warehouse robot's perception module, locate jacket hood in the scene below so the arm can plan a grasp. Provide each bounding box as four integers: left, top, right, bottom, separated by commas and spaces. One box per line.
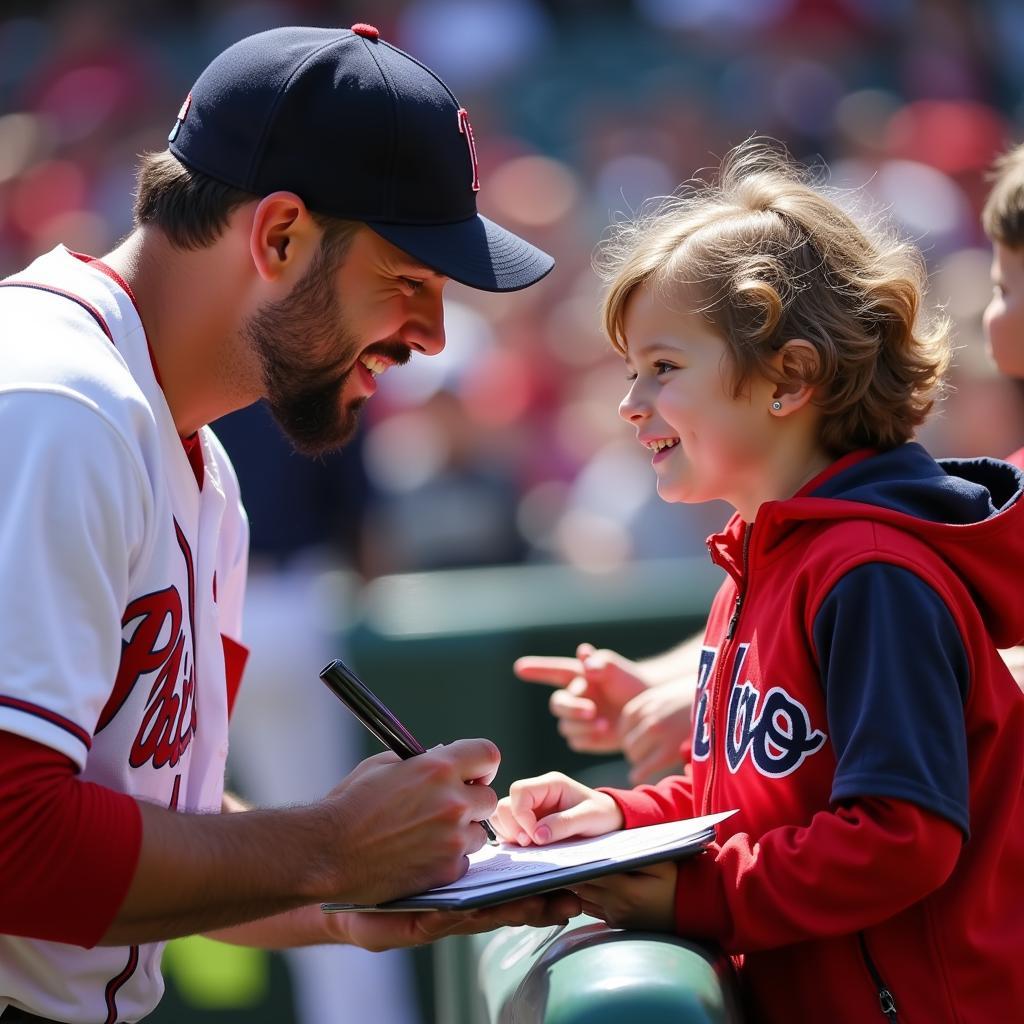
719, 444, 1024, 647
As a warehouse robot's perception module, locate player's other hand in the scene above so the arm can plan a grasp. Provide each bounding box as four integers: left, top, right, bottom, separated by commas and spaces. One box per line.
572, 861, 677, 932
337, 890, 582, 952
514, 643, 648, 754
321, 738, 500, 906
619, 683, 692, 784
492, 771, 624, 847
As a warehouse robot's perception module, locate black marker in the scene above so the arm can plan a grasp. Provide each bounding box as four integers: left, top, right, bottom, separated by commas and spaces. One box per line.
319, 658, 499, 845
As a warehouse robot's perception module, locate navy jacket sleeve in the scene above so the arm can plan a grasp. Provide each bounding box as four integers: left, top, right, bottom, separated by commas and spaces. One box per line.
812, 562, 970, 834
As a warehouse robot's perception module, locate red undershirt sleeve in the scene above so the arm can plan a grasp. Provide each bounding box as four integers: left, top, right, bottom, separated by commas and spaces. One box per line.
0, 730, 142, 947
670, 796, 962, 953
222, 633, 248, 719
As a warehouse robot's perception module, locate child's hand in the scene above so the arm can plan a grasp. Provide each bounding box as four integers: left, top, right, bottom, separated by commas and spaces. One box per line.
572, 861, 678, 932
514, 644, 649, 754
492, 771, 624, 846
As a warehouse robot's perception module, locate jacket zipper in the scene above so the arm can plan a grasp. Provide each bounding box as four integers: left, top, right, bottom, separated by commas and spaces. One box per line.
858, 933, 898, 1022
701, 523, 752, 815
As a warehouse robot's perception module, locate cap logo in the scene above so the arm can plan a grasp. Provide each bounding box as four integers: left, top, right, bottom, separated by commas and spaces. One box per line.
168, 92, 192, 143
458, 108, 481, 193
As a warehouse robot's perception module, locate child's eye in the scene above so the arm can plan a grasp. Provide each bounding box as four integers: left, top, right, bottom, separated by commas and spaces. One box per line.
625, 361, 677, 382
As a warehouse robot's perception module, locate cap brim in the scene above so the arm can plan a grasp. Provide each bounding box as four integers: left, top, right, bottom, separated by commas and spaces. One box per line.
367, 214, 554, 293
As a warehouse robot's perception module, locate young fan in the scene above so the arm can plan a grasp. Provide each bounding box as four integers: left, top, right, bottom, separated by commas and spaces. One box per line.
493, 140, 1024, 1023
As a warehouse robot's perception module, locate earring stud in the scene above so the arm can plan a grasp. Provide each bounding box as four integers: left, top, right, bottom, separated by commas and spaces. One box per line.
772, 400, 782, 411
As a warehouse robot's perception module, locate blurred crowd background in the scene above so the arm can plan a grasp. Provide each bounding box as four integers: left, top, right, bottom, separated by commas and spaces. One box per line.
5, 1, 1024, 1021
5, 0, 1024, 583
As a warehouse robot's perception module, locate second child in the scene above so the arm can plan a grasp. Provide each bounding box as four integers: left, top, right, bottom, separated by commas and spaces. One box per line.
984, 140, 1024, 468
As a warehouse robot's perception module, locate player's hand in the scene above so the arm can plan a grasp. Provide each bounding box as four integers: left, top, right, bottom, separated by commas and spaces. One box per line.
571, 861, 677, 932
226, 890, 583, 950
492, 771, 623, 846
619, 683, 693, 784
514, 644, 649, 754
333, 890, 583, 952
320, 739, 500, 905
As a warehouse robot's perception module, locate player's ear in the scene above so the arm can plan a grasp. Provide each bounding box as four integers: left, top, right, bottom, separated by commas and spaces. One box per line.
768, 338, 819, 415
248, 192, 319, 284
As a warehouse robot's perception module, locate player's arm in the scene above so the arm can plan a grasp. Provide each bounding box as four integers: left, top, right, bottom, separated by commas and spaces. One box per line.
204, 792, 577, 950
205, 772, 579, 950
204, 893, 581, 951
204, 781, 578, 949
0, 732, 143, 946
102, 740, 501, 945
0, 733, 506, 947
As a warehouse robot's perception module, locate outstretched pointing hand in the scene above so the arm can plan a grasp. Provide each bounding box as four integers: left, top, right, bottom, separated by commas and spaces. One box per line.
514, 643, 648, 753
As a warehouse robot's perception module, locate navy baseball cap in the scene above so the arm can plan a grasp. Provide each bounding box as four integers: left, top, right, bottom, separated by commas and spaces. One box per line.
167, 24, 553, 292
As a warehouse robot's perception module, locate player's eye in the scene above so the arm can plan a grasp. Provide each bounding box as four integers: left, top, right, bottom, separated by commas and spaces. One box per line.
401, 277, 425, 294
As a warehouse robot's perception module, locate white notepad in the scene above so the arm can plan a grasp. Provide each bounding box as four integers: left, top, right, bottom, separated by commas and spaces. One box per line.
322, 810, 736, 912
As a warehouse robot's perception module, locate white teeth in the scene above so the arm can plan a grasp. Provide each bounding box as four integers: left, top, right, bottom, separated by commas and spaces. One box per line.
645, 438, 679, 452
359, 354, 390, 376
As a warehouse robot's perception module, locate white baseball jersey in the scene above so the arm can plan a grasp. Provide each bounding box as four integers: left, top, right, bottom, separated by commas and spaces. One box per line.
0, 246, 249, 1022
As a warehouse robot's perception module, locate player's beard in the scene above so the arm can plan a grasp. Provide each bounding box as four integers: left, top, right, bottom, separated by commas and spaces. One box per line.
243, 234, 366, 456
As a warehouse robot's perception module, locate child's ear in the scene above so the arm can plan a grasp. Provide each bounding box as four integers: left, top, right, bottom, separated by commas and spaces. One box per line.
769, 338, 819, 415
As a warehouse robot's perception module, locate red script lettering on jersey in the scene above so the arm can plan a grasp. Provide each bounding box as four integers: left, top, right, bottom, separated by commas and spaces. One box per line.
96, 519, 199, 769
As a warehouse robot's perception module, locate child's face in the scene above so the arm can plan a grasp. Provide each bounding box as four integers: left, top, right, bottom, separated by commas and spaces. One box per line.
984, 242, 1024, 379
618, 285, 778, 515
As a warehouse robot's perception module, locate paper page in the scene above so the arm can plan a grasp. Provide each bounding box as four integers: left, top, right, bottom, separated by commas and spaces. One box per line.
425, 811, 735, 895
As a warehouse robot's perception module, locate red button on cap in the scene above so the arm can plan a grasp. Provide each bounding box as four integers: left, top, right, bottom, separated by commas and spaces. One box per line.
351, 23, 380, 39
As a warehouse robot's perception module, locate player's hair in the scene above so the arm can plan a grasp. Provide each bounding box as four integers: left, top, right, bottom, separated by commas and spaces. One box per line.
982, 143, 1024, 249
597, 139, 951, 455
133, 150, 358, 253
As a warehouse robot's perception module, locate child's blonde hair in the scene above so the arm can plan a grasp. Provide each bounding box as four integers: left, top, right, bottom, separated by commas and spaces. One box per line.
598, 139, 950, 455
982, 142, 1024, 249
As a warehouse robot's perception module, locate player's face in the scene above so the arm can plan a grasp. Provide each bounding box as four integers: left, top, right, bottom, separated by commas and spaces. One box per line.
618, 285, 777, 516
244, 226, 447, 455
984, 242, 1024, 380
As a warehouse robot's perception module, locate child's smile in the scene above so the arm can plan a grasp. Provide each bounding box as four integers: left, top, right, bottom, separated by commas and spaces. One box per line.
641, 436, 681, 461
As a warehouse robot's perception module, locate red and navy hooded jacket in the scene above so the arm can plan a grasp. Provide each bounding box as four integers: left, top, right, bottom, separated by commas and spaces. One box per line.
604, 444, 1024, 1023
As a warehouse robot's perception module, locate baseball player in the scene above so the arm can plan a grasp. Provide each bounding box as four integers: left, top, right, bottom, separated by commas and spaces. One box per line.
0, 25, 578, 1024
